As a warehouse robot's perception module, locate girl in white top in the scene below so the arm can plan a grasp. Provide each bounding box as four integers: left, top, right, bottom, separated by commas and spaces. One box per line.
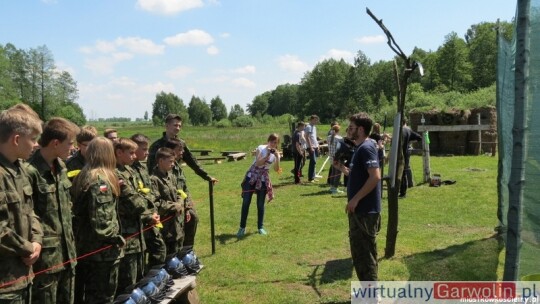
237, 133, 281, 237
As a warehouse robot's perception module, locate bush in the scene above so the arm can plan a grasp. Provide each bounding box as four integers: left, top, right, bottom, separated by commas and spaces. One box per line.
214, 119, 231, 128
232, 115, 254, 127
276, 113, 295, 124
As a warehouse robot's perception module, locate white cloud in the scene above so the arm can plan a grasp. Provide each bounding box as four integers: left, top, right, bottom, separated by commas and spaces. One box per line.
164, 29, 214, 46
277, 54, 309, 73
355, 35, 386, 45
220, 32, 230, 39
83, 52, 133, 75
95, 40, 117, 53
115, 37, 165, 55
232, 77, 255, 88
166, 66, 194, 79
41, 0, 57, 4
136, 0, 203, 15
232, 65, 256, 74
320, 48, 354, 62
81, 37, 163, 55
139, 81, 176, 93
78, 78, 176, 120
207, 45, 219, 55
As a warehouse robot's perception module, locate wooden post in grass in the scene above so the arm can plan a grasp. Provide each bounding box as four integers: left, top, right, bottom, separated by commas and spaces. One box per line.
367, 8, 423, 258
209, 181, 216, 255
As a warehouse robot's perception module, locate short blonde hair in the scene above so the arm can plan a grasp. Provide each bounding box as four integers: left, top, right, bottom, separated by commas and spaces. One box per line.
0, 105, 42, 143
77, 125, 98, 143
114, 138, 138, 153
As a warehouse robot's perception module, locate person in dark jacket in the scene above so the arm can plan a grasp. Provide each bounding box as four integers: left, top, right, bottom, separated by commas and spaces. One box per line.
147, 114, 217, 255
399, 118, 422, 198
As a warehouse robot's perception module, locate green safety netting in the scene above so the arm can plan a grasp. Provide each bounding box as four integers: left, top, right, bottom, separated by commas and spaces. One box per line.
498, 0, 540, 281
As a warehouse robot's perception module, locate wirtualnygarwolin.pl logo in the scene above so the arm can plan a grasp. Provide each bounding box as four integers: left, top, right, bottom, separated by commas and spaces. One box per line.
351, 281, 539, 303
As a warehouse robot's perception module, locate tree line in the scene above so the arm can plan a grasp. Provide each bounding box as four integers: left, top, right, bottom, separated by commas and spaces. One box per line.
0, 44, 86, 125
152, 21, 512, 126
1, 20, 512, 126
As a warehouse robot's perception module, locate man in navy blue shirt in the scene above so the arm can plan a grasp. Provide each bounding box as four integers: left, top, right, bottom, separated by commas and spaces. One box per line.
339, 112, 381, 282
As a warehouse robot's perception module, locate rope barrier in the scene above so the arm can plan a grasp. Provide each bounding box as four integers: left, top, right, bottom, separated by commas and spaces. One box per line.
1, 170, 339, 290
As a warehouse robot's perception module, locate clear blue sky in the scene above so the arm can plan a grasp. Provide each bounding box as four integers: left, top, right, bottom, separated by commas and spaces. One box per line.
0, 0, 516, 120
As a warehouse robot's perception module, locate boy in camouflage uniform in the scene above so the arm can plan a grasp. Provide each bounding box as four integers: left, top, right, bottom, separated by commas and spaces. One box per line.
164, 138, 196, 256
0, 105, 43, 304
129, 133, 166, 271
114, 138, 159, 295
151, 148, 184, 257
26, 117, 79, 304
66, 125, 97, 175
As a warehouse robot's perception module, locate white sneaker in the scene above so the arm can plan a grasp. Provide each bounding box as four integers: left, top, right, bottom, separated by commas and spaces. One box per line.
315, 174, 323, 178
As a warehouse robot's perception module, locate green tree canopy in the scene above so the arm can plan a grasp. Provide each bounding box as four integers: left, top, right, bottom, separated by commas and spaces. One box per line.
435, 32, 472, 92
151, 91, 189, 125
228, 104, 245, 121
188, 96, 212, 126
267, 84, 299, 117
210, 96, 227, 121
298, 58, 351, 122
247, 92, 270, 116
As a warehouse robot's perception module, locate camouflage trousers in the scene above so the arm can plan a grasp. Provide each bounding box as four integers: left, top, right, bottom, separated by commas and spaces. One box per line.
143, 227, 166, 272
348, 212, 381, 281
0, 285, 31, 304
75, 259, 120, 304
182, 208, 199, 255
117, 253, 143, 296
32, 268, 75, 304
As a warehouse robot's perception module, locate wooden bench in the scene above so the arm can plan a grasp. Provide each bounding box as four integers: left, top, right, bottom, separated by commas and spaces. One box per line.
227, 152, 247, 162
196, 157, 226, 164
220, 151, 243, 156
159, 275, 198, 304
190, 149, 213, 156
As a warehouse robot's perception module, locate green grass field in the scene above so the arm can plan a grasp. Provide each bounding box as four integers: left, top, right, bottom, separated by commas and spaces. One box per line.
107, 123, 501, 303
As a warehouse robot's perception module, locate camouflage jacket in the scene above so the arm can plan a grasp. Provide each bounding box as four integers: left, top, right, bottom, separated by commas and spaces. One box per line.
147, 132, 211, 182
0, 153, 43, 293
72, 176, 124, 262
66, 150, 85, 173
171, 161, 194, 209
116, 165, 154, 254
150, 168, 184, 243
26, 150, 77, 273
130, 160, 157, 211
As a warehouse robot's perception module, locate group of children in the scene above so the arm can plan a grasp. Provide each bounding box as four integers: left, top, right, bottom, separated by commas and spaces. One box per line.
0, 105, 205, 304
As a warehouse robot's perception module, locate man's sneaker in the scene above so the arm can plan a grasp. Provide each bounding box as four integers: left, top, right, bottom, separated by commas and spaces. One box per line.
236, 227, 245, 237
315, 174, 323, 178
331, 188, 344, 194
308, 179, 319, 183
258, 228, 268, 235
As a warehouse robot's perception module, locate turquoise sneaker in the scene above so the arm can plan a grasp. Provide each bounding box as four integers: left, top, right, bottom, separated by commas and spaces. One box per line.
237, 227, 245, 237
258, 228, 268, 235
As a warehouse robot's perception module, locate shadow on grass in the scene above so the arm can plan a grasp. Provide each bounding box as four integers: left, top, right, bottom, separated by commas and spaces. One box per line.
301, 190, 332, 197
307, 258, 353, 299
401, 235, 503, 281
215, 232, 259, 245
